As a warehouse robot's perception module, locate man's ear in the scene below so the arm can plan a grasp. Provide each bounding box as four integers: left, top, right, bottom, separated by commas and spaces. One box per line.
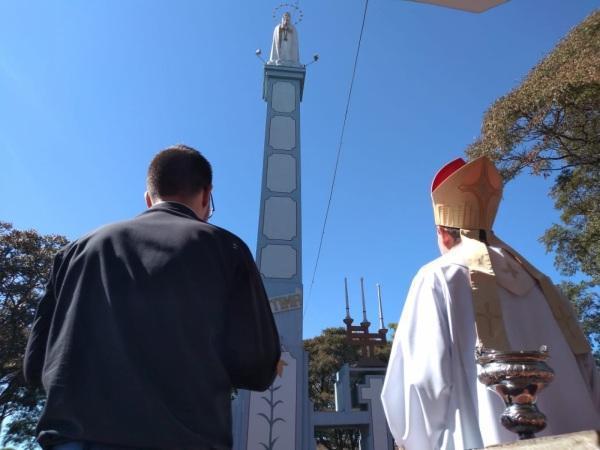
442, 231, 452, 248
145, 191, 153, 209
439, 227, 455, 249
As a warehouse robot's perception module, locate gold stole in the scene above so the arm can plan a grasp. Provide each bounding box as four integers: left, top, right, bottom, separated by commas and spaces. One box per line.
457, 229, 590, 355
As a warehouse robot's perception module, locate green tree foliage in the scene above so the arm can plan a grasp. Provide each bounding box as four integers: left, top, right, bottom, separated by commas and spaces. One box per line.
314, 427, 361, 450
304, 328, 360, 412
560, 281, 600, 365
1, 391, 43, 450
466, 10, 600, 359
304, 327, 391, 449
387, 322, 397, 341
0, 222, 68, 447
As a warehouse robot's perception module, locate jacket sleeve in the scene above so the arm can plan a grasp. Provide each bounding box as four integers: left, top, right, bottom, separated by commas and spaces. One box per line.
222, 241, 280, 391
23, 250, 62, 387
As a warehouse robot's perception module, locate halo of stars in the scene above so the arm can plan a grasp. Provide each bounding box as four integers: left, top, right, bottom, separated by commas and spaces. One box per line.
272, 2, 304, 25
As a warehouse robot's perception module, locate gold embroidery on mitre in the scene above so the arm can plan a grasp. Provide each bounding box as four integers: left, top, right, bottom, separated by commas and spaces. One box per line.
458, 161, 502, 227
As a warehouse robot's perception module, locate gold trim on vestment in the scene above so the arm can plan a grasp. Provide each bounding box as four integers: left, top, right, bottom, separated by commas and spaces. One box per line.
457, 229, 590, 355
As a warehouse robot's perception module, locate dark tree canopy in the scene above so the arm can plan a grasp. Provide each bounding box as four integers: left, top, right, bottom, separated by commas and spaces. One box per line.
0, 222, 68, 448
466, 10, 600, 361
466, 10, 600, 181
304, 328, 360, 412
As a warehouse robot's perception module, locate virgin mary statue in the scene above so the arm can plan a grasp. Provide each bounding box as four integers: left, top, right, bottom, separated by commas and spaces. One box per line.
268, 12, 300, 66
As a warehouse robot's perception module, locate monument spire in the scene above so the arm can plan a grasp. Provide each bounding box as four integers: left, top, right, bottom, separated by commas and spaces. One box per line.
360, 277, 370, 326
233, 6, 309, 450
377, 283, 385, 330
344, 277, 351, 320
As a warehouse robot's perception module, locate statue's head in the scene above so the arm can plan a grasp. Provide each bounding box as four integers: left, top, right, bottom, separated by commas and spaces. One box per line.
282, 12, 291, 26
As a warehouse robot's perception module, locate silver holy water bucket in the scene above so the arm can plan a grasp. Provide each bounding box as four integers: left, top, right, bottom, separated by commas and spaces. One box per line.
476, 346, 555, 440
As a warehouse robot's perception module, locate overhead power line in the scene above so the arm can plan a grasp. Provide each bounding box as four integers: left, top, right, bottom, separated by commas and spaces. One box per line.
305, 0, 370, 318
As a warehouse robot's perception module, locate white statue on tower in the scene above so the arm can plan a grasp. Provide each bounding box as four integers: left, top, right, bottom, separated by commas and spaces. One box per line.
268, 12, 300, 66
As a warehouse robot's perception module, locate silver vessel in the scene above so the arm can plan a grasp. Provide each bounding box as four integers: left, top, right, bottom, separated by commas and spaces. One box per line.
476, 346, 555, 440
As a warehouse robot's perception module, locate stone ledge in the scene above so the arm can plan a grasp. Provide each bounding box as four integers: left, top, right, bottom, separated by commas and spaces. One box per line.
483, 430, 600, 449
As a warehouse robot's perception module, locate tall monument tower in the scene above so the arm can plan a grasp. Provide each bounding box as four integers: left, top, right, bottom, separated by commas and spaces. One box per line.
233, 9, 311, 450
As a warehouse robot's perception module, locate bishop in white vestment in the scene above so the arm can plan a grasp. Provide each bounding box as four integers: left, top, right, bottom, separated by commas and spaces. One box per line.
381, 157, 600, 450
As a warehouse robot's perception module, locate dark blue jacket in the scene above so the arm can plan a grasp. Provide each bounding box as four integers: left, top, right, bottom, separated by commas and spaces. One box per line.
24, 202, 280, 449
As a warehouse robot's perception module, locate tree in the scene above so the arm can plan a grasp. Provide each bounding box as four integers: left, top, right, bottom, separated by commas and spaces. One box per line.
0, 222, 68, 447
387, 322, 397, 339
305, 328, 360, 412
560, 281, 600, 365
304, 327, 391, 449
466, 10, 600, 360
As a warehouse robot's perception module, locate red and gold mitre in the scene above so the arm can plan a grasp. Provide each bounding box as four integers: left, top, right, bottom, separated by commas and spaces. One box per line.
431, 156, 503, 230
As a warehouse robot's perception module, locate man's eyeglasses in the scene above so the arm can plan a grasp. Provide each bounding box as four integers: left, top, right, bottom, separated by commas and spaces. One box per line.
208, 193, 215, 219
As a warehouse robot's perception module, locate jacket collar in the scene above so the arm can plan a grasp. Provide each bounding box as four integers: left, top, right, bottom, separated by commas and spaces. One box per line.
142, 201, 203, 222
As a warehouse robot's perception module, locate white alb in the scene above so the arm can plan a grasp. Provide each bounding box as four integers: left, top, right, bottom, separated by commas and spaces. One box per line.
381, 244, 600, 450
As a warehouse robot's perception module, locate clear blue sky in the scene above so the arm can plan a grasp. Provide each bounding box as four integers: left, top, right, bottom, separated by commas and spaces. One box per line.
1, 0, 597, 339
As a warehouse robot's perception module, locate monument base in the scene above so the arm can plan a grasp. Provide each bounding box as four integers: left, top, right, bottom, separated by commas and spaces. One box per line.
482, 430, 600, 449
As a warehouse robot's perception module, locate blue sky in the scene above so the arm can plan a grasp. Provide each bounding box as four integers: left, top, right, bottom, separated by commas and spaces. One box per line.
1, 0, 597, 339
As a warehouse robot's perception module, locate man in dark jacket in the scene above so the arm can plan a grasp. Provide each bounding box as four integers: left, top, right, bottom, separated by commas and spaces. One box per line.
23, 145, 281, 450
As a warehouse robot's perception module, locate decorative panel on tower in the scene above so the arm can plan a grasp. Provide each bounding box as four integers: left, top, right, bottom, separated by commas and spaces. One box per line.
269, 116, 296, 150
263, 197, 297, 240
267, 154, 296, 193
260, 244, 297, 278
272, 82, 296, 113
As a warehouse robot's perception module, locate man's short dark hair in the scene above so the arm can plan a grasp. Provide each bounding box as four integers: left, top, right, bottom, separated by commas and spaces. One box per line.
147, 145, 212, 200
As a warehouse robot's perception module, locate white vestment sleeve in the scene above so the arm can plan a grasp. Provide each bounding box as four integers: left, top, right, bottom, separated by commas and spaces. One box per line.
381, 267, 453, 450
